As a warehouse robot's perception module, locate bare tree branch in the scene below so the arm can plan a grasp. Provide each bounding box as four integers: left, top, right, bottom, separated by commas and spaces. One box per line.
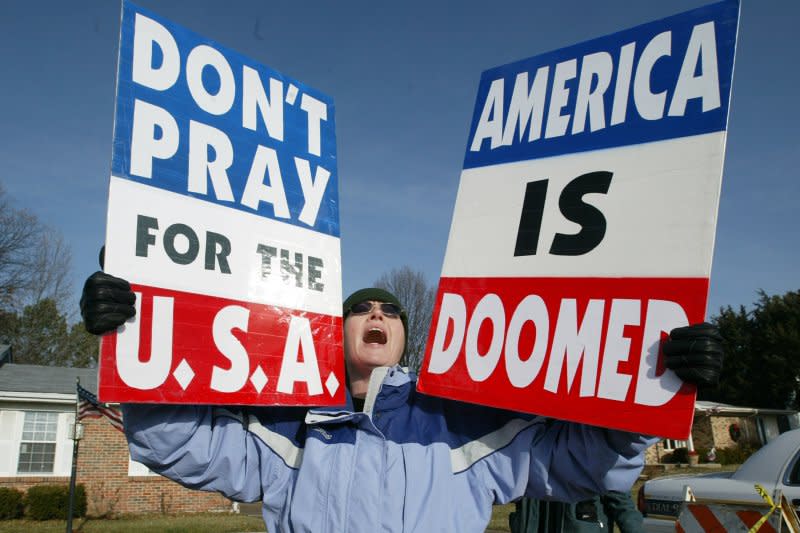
0, 185, 40, 309
26, 231, 73, 308
0, 183, 74, 314
374, 266, 436, 372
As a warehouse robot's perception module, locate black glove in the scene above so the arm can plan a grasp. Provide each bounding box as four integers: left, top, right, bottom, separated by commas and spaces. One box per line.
80, 271, 136, 335
663, 322, 723, 387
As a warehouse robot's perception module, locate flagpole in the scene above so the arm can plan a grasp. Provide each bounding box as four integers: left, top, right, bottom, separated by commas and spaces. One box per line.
66, 377, 81, 533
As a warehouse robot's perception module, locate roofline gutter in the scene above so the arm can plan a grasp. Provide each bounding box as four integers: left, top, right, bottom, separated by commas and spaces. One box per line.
695, 405, 796, 416
0, 391, 76, 404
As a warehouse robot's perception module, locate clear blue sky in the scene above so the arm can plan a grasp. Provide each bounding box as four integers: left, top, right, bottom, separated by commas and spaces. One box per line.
0, 0, 796, 319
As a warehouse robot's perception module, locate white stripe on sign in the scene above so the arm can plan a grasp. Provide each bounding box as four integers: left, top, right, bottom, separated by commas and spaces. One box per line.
442, 132, 725, 278
105, 176, 342, 316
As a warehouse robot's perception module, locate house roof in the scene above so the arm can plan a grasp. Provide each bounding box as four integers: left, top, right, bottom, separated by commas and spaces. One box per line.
0, 363, 97, 395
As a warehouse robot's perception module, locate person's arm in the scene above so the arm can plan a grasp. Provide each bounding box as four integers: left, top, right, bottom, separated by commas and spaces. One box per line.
81, 271, 295, 503
123, 404, 276, 502
436, 397, 658, 505
462, 322, 723, 505
522, 420, 657, 502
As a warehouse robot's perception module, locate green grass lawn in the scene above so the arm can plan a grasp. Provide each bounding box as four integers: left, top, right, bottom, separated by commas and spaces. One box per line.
0, 513, 266, 533
488, 503, 515, 531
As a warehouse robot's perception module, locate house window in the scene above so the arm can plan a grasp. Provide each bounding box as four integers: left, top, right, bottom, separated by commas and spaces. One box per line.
128, 457, 159, 477
663, 439, 687, 451
17, 412, 59, 474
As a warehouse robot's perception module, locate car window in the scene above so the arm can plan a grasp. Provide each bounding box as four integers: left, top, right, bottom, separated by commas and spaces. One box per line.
786, 449, 800, 485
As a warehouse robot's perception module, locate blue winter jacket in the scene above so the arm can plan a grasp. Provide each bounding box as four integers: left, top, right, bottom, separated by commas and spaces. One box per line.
122, 366, 657, 532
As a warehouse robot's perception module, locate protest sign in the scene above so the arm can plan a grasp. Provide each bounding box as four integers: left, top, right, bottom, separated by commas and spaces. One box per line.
417, 0, 739, 438
98, 1, 342, 406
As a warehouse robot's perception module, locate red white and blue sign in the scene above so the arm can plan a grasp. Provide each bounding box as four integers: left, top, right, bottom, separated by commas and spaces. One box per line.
99, 1, 343, 406
418, 0, 739, 439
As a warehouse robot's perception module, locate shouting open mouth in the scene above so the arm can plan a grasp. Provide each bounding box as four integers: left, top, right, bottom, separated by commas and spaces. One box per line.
363, 328, 387, 344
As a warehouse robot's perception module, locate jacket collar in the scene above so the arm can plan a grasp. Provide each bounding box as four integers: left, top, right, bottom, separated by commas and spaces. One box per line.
363, 365, 414, 415
307, 365, 413, 421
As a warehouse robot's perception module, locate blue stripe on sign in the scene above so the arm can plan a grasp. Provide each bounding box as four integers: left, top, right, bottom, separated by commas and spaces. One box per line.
463, 0, 738, 169
112, 1, 339, 237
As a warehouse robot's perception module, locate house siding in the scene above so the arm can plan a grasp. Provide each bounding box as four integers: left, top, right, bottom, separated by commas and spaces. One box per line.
0, 412, 233, 516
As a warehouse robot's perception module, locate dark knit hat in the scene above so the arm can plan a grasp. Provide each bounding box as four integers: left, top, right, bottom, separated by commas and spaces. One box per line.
343, 288, 408, 342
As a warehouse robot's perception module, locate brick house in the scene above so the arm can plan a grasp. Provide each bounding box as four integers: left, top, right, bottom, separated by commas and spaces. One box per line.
644, 400, 799, 464
0, 354, 232, 516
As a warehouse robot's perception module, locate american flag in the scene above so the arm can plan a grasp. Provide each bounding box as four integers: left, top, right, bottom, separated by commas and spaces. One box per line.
77, 383, 124, 433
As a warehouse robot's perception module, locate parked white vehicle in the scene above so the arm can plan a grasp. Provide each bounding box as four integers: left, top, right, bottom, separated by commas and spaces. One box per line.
637, 429, 800, 532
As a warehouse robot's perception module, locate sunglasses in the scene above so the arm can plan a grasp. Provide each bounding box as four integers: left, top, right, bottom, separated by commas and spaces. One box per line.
347, 301, 403, 318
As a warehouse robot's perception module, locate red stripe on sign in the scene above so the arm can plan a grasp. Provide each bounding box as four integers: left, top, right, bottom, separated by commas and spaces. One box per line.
99, 284, 344, 406
417, 277, 708, 439
675, 522, 686, 533
736, 510, 777, 532
688, 504, 727, 532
